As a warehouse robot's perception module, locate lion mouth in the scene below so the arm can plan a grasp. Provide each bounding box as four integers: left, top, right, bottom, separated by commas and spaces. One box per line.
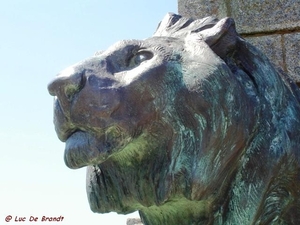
64, 131, 108, 169
64, 127, 131, 169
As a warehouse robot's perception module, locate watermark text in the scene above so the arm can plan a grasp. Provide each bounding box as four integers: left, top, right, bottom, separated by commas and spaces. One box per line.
5, 215, 64, 223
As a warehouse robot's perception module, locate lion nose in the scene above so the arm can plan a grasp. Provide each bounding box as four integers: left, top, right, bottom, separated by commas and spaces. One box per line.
48, 66, 85, 102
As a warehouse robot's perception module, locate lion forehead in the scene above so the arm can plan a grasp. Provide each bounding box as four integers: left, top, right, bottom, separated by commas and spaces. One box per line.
103, 37, 185, 61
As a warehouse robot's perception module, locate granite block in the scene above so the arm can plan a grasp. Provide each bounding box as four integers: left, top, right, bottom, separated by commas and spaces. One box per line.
284, 32, 300, 82
178, 0, 227, 19
229, 0, 300, 34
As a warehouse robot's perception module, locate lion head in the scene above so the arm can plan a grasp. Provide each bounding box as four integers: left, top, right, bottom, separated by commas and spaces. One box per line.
48, 13, 300, 224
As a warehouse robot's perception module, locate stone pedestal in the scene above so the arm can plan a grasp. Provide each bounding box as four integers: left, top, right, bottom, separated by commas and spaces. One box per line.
126, 218, 143, 225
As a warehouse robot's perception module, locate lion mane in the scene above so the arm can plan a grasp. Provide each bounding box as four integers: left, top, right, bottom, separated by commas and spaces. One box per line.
48, 13, 300, 224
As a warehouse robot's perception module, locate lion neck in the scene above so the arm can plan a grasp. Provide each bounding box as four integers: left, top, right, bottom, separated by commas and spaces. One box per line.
214, 116, 300, 225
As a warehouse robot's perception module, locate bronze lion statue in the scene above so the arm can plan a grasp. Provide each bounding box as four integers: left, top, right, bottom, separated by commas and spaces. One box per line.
48, 13, 300, 224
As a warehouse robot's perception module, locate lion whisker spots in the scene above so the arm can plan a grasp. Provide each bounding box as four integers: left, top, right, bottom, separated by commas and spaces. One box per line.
64, 85, 79, 101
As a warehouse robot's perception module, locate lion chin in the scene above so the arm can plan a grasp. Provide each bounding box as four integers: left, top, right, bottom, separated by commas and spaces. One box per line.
48, 13, 300, 225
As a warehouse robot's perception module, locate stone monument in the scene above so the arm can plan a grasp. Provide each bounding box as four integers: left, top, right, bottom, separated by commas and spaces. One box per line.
48, 13, 300, 224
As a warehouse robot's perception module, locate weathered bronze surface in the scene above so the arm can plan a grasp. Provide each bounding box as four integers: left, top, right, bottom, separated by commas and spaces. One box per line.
48, 13, 300, 224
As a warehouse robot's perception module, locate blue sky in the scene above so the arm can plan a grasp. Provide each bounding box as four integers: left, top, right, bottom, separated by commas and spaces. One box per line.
0, 1, 177, 224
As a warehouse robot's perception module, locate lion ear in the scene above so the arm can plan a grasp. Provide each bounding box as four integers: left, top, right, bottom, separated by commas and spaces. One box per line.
154, 13, 238, 58
190, 17, 238, 58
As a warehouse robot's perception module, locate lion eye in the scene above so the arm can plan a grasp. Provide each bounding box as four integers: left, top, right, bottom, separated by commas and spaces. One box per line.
128, 51, 153, 68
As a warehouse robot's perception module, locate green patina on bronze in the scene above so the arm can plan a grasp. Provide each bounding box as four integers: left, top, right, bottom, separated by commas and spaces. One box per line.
139, 197, 211, 224
48, 13, 300, 224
